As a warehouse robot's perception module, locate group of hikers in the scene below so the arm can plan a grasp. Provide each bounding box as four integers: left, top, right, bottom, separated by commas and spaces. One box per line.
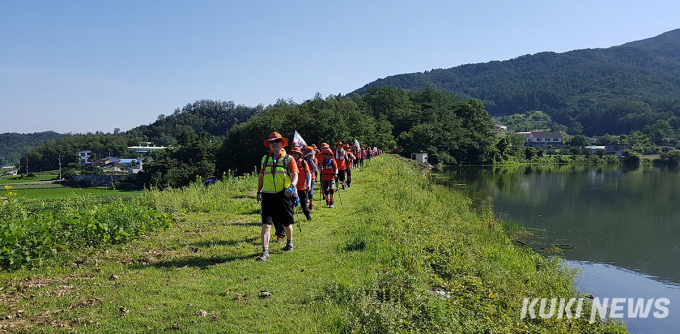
255, 132, 382, 261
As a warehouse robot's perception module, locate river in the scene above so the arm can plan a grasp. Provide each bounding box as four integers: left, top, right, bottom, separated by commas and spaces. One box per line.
444, 164, 680, 334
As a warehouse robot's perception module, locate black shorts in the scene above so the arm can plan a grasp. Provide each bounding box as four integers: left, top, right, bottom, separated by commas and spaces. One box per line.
261, 191, 294, 227
337, 169, 346, 182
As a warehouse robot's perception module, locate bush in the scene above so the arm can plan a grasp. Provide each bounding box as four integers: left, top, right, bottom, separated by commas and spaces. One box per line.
0, 187, 172, 269
621, 149, 641, 165
659, 150, 680, 164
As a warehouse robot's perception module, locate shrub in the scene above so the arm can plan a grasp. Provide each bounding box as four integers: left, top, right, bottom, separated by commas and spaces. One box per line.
0, 188, 172, 269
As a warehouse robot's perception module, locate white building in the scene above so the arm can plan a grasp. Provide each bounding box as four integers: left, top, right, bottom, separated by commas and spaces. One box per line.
523, 132, 563, 147
127, 142, 167, 154
411, 152, 429, 164
76, 150, 92, 163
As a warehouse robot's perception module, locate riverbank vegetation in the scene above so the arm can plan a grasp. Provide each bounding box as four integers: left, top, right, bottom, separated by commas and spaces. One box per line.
0, 156, 626, 333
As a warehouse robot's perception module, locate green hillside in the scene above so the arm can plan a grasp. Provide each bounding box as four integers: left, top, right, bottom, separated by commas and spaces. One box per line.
125, 99, 262, 146
10, 99, 261, 173
0, 131, 64, 166
352, 29, 680, 136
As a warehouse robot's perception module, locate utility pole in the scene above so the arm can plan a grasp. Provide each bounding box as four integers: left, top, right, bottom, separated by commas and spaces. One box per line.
58, 154, 62, 180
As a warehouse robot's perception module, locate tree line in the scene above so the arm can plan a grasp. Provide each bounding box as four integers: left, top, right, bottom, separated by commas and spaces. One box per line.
0, 131, 64, 166
140, 88, 497, 188
11, 100, 260, 173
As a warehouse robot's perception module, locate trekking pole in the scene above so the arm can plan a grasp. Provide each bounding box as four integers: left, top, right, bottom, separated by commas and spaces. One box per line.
336, 186, 343, 205
296, 206, 302, 232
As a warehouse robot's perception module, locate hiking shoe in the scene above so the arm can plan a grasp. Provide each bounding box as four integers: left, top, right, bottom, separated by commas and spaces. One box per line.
276, 236, 285, 243
256, 252, 269, 261
309, 204, 314, 211
342, 184, 346, 190
329, 203, 335, 209
282, 244, 293, 252
305, 213, 312, 221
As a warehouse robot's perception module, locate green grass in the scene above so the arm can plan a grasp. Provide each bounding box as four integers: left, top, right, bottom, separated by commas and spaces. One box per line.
11, 186, 137, 200
0, 156, 627, 333
0, 174, 58, 184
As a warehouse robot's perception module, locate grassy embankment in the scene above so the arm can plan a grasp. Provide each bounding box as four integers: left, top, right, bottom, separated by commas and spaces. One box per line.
0, 155, 626, 333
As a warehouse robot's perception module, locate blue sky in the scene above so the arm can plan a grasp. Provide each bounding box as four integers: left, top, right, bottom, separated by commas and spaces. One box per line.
1, 0, 679, 134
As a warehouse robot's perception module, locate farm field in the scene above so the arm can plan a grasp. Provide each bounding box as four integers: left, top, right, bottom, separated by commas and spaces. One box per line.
0, 174, 58, 184
8, 184, 138, 200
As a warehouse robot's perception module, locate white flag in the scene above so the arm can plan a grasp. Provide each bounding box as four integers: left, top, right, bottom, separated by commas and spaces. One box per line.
354, 139, 360, 150
293, 130, 307, 147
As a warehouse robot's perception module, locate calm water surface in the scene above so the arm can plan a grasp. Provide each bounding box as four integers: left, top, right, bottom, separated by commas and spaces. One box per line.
445, 164, 680, 333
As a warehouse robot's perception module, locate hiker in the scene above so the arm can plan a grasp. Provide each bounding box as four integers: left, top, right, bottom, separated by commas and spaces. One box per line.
291, 146, 312, 221
344, 144, 355, 188
256, 132, 298, 261
304, 146, 318, 211
320, 148, 338, 208
334, 141, 347, 190
360, 147, 365, 168
318, 143, 330, 200
353, 146, 360, 170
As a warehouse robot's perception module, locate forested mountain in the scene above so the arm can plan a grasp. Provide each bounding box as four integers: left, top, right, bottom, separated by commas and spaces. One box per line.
0, 131, 64, 166
15, 99, 261, 172
352, 29, 680, 136
125, 100, 262, 146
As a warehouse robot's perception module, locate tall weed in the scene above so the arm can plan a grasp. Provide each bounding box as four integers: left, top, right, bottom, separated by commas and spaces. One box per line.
0, 187, 171, 269
138, 173, 256, 214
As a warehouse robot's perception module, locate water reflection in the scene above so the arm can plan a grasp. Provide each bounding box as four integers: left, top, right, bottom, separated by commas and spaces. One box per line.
570, 261, 680, 334
444, 164, 680, 285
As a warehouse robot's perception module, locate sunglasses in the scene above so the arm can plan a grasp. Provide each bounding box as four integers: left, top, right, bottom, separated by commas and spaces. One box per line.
270, 139, 282, 144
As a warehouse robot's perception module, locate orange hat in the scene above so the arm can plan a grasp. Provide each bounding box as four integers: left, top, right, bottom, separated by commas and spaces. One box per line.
323, 149, 333, 155
311, 144, 317, 148
291, 146, 303, 155
320, 142, 329, 147
291, 141, 300, 147
336, 141, 343, 146
263, 132, 288, 147
304, 146, 315, 153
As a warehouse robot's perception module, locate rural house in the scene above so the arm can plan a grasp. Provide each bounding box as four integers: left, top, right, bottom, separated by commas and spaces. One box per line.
523, 131, 563, 147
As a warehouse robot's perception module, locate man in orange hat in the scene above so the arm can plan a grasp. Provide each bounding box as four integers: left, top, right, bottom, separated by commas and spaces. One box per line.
334, 141, 347, 190
291, 146, 312, 220
320, 148, 338, 208
317, 143, 329, 200
344, 144, 355, 188
256, 132, 298, 261
304, 146, 318, 211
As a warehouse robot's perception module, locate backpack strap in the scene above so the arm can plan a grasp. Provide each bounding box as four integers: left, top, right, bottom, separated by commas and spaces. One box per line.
282, 154, 291, 177
262, 154, 270, 173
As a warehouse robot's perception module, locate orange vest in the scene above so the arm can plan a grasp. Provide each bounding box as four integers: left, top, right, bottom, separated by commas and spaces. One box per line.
295, 158, 309, 190
335, 149, 346, 170
321, 157, 337, 181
